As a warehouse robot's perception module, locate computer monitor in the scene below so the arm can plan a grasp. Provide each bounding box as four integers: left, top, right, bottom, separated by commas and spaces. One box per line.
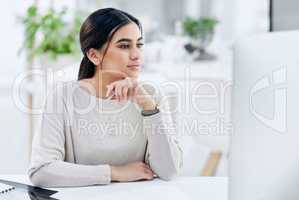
230, 30, 299, 200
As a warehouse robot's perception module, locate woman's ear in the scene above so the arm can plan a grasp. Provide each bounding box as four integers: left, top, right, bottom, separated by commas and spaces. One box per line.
86, 48, 103, 66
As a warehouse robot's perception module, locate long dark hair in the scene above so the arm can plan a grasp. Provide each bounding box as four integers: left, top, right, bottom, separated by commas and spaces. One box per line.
78, 8, 143, 80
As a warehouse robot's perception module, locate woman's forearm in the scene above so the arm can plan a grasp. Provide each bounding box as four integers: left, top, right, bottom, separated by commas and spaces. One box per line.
143, 112, 183, 180
29, 161, 111, 187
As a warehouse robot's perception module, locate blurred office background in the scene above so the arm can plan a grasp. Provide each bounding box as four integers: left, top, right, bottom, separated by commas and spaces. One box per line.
0, 0, 297, 177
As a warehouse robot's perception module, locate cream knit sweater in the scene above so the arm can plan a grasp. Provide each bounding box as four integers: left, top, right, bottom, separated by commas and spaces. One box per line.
28, 80, 183, 187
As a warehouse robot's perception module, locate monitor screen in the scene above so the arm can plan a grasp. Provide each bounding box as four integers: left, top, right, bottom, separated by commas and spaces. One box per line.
270, 0, 299, 31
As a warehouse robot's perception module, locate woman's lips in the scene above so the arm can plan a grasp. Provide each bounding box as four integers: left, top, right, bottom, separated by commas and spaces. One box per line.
127, 64, 141, 69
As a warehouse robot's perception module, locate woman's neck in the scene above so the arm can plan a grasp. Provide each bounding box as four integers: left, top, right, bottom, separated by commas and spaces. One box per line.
80, 70, 125, 99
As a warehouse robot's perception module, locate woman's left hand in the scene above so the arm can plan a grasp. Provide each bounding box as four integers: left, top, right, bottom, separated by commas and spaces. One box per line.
106, 77, 156, 110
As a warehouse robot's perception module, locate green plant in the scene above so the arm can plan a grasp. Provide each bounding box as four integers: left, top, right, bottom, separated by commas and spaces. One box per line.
182, 17, 218, 39
20, 4, 82, 60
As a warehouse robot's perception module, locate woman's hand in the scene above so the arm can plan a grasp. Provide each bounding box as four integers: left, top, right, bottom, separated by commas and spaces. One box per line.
110, 161, 156, 182
106, 77, 156, 110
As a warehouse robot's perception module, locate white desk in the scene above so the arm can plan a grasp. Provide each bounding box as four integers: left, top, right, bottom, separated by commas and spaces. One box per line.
0, 175, 228, 200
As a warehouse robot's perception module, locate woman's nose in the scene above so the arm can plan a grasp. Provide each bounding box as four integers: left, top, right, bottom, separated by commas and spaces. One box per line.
130, 48, 141, 60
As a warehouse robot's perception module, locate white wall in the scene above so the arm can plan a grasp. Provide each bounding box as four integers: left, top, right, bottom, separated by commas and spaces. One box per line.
0, 0, 80, 174
231, 0, 270, 40
210, 0, 270, 43
0, 1, 32, 174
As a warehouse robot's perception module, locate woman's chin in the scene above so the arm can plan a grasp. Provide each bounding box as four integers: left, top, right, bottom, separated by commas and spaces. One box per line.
126, 71, 140, 78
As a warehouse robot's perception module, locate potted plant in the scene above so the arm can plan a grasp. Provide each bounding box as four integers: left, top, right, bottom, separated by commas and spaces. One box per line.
20, 4, 82, 70
182, 16, 218, 61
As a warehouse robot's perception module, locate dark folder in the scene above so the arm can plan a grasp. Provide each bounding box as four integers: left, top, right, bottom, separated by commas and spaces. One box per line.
0, 179, 58, 199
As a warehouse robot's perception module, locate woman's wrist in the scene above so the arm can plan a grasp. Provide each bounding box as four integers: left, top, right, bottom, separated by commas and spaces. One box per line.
140, 100, 156, 111
135, 87, 156, 110
110, 165, 120, 181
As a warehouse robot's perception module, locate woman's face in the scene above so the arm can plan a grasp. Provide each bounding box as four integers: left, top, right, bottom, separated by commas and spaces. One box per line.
98, 22, 144, 79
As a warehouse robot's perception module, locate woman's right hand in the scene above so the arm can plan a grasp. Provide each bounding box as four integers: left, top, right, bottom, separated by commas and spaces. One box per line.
110, 161, 156, 182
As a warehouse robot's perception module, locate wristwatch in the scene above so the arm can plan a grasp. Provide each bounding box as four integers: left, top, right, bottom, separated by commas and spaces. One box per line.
141, 104, 160, 116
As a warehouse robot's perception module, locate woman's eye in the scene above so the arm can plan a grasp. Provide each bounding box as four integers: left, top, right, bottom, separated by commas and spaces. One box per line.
118, 43, 144, 49
137, 43, 144, 48
119, 44, 130, 49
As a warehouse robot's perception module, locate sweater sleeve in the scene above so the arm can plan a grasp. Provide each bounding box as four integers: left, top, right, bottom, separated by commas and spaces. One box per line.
143, 89, 183, 180
28, 85, 111, 187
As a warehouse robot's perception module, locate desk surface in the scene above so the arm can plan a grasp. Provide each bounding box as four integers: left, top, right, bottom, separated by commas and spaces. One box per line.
0, 175, 228, 200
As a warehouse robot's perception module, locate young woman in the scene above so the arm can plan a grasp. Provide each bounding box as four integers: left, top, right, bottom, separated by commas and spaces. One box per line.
28, 8, 183, 187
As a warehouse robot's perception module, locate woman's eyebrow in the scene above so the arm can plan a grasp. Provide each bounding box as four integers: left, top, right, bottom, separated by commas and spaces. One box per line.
115, 37, 143, 43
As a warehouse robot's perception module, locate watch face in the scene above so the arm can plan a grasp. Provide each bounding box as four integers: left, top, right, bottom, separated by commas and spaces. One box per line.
142, 108, 159, 116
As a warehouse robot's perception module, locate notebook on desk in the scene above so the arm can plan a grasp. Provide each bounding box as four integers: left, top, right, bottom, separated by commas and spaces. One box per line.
0, 179, 58, 198
0, 182, 15, 194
